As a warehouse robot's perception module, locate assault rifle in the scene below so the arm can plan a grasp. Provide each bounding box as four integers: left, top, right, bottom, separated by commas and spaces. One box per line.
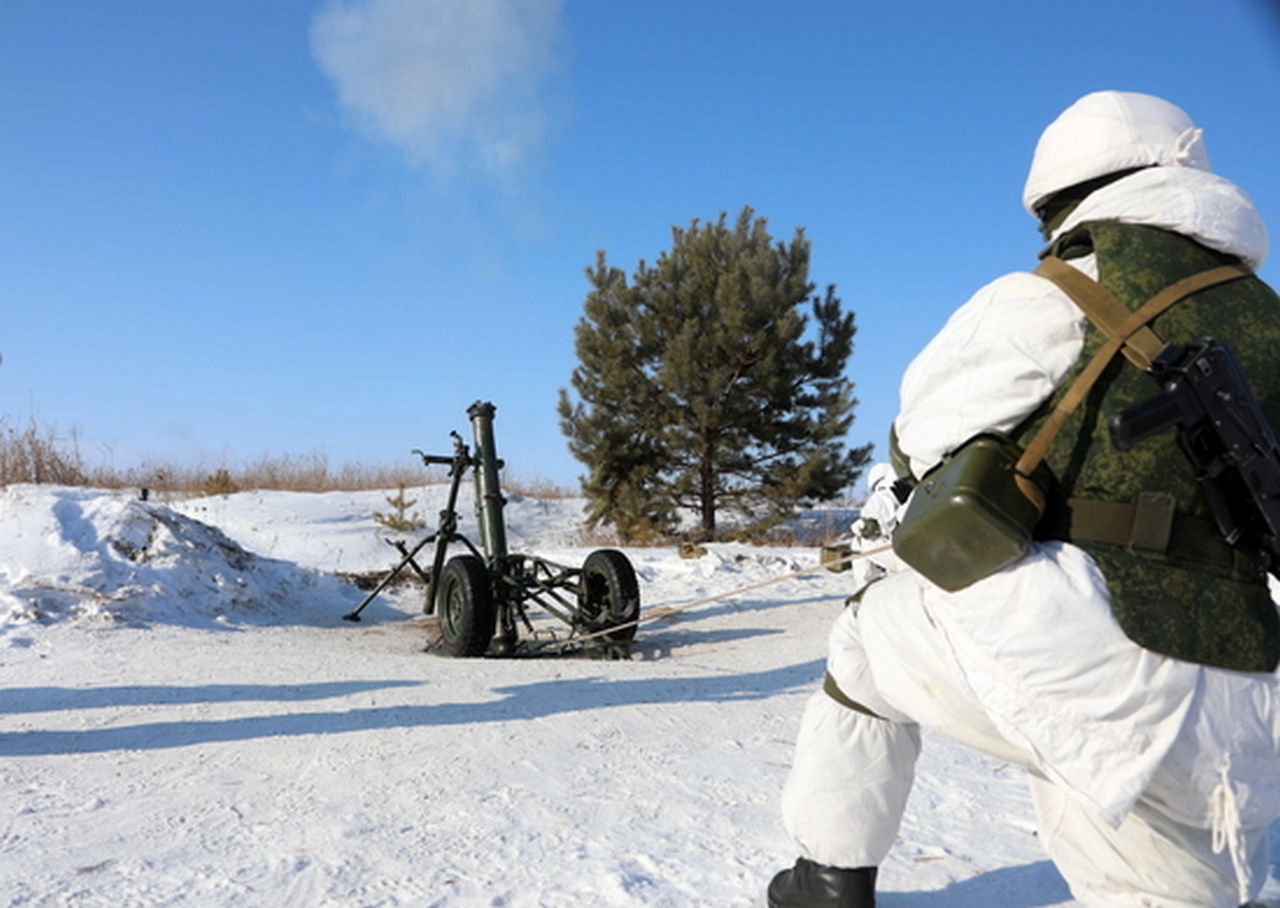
1108, 339, 1280, 576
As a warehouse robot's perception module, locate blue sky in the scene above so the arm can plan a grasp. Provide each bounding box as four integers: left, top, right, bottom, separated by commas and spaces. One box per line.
2, 1, 1279, 489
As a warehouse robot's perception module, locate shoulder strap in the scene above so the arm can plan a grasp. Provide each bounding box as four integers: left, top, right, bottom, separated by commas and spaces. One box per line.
1015, 259, 1250, 480
1035, 257, 1164, 369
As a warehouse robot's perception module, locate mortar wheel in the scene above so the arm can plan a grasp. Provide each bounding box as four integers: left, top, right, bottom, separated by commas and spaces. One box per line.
579, 549, 641, 642
437, 554, 496, 657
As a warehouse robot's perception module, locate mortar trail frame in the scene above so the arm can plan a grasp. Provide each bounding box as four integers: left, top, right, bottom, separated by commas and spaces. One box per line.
530, 542, 893, 656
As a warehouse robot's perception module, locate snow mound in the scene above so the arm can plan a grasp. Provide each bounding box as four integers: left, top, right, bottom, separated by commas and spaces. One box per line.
171, 485, 598, 575
0, 485, 356, 628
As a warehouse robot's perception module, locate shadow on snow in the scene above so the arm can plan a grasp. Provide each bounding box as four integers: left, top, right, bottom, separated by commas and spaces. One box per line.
881, 860, 1071, 908
0, 659, 825, 756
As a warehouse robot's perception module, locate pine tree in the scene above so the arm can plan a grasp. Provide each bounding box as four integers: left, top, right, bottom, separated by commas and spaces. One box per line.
558, 206, 871, 542
203, 468, 239, 498
373, 482, 426, 533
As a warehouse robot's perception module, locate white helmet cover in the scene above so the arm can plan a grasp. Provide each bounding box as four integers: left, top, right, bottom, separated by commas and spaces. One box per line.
1022, 91, 1211, 216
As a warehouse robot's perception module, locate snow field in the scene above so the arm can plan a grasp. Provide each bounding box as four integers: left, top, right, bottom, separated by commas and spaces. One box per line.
2, 484, 1278, 905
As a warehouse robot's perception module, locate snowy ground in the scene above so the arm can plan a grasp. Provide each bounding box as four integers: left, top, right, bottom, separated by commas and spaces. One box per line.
1, 482, 1277, 907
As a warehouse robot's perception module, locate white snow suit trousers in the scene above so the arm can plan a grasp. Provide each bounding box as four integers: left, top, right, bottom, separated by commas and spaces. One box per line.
780, 581, 1273, 907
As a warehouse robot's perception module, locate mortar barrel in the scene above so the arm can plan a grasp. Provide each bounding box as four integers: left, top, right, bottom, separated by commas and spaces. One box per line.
467, 400, 509, 562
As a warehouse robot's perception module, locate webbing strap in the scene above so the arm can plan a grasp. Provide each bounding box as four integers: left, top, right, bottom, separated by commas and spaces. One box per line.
1016, 262, 1250, 478
1042, 496, 1259, 580
822, 673, 885, 720
1035, 257, 1164, 368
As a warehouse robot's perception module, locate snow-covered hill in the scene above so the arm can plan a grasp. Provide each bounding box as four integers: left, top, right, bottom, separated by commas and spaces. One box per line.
1, 483, 1277, 906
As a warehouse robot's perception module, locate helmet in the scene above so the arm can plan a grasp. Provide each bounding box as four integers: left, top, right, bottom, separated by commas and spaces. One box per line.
1022, 91, 1211, 217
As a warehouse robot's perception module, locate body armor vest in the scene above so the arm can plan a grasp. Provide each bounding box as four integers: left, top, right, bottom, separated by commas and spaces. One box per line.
1023, 221, 1280, 671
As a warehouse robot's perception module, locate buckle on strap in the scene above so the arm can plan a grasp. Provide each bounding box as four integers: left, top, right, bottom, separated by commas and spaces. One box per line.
1129, 491, 1176, 554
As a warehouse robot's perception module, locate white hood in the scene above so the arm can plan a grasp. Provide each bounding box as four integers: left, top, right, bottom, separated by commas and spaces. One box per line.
1052, 166, 1270, 271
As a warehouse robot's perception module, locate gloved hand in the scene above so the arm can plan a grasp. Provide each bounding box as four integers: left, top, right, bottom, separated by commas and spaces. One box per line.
845, 463, 909, 585
849, 463, 903, 548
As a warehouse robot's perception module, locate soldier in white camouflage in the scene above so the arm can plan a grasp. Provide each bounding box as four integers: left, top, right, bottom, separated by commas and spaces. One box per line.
768, 91, 1280, 908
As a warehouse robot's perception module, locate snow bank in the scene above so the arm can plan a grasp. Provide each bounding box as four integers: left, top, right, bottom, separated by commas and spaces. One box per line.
0, 485, 350, 629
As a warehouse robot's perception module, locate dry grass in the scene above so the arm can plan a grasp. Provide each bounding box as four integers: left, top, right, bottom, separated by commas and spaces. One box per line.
0, 416, 579, 498
502, 473, 578, 500
0, 419, 88, 486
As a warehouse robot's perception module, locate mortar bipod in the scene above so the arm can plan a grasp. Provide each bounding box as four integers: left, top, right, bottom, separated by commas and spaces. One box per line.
341, 428, 479, 624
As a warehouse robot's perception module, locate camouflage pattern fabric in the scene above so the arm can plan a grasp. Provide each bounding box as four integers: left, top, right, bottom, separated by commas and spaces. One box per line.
1023, 221, 1280, 672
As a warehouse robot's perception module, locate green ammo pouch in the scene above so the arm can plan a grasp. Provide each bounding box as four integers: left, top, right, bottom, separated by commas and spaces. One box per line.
892, 434, 1050, 591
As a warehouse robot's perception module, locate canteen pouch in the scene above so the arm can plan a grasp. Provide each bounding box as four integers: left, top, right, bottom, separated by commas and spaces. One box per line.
892, 434, 1049, 591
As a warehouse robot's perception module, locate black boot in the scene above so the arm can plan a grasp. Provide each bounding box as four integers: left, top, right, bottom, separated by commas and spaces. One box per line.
767, 857, 877, 908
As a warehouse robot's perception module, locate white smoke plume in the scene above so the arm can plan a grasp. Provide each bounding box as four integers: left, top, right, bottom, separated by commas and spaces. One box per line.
310, 0, 565, 178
